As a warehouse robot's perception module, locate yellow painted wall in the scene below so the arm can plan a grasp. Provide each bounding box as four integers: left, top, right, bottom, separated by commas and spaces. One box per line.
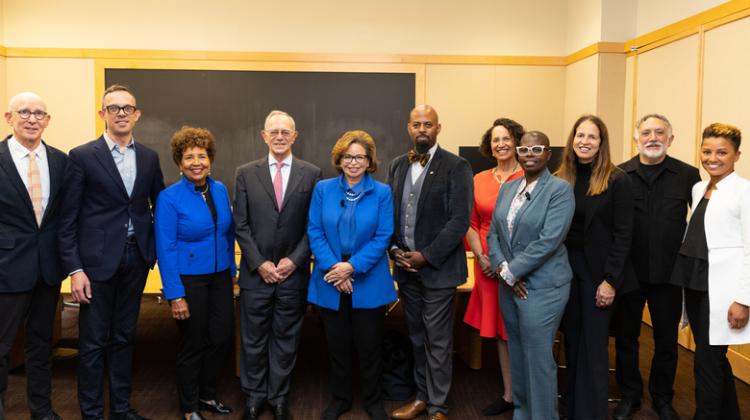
702, 14, 750, 177
634, 35, 700, 167
566, 0, 603, 53
563, 55, 599, 139
636, 0, 728, 36
2, 0, 569, 56
3, 58, 95, 152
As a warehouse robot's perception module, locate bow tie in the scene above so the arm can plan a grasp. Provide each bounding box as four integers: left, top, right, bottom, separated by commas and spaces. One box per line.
407, 150, 430, 167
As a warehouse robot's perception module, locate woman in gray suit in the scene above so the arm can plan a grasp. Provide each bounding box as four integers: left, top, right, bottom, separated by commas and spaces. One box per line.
487, 131, 575, 420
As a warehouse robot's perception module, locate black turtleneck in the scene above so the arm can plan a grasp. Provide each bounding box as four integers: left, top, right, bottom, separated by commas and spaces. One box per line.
565, 161, 592, 249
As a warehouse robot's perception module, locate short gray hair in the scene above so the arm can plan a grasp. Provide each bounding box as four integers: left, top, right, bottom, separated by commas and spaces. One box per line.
634, 113, 673, 139
264, 110, 296, 131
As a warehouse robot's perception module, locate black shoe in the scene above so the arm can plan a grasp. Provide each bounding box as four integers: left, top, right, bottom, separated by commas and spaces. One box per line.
481, 397, 514, 416
184, 413, 206, 420
366, 404, 388, 420
199, 399, 233, 414
613, 399, 641, 420
243, 405, 264, 420
320, 399, 351, 420
654, 404, 679, 420
273, 402, 292, 420
34, 412, 63, 420
111, 410, 150, 420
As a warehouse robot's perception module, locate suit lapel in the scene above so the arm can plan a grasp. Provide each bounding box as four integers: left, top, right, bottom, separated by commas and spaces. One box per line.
416, 147, 443, 219
583, 190, 601, 232
131, 142, 149, 199
495, 182, 515, 255
0, 140, 36, 216
511, 170, 550, 241
93, 137, 128, 197
281, 159, 302, 210
42, 143, 63, 226
254, 157, 279, 211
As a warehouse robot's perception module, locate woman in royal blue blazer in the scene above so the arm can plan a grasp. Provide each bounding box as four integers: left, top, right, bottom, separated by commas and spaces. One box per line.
307, 130, 396, 420
155, 127, 236, 420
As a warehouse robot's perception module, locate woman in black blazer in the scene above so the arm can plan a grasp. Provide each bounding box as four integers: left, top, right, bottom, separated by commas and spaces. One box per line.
556, 115, 634, 419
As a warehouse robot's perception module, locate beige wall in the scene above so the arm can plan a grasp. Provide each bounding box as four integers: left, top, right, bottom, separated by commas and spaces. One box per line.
566, 0, 603, 53
702, 14, 750, 177
425, 64, 566, 153
2, 0, 570, 56
601, 0, 637, 42
597, 52, 627, 163
4, 58, 95, 152
563, 55, 598, 139
634, 35, 700, 166
636, 0, 728, 36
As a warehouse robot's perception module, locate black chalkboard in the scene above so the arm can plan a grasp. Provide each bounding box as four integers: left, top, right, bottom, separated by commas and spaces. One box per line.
105, 69, 415, 195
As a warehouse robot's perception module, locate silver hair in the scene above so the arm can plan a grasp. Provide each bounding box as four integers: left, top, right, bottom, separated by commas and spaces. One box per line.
634, 113, 673, 139
264, 110, 296, 131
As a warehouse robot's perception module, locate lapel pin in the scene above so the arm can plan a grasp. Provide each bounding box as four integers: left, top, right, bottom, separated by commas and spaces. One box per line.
429, 171, 434, 175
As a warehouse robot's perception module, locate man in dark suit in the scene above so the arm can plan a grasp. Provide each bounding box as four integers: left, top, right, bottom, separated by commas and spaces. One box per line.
614, 114, 701, 420
387, 105, 473, 420
58, 85, 165, 420
234, 110, 321, 420
0, 92, 68, 420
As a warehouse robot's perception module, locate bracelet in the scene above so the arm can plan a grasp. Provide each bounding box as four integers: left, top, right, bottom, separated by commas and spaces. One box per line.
170, 297, 184, 304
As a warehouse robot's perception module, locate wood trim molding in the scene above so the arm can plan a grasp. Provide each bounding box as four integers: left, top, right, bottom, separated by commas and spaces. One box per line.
564, 42, 625, 65
0, 46, 6, 57
625, 0, 750, 55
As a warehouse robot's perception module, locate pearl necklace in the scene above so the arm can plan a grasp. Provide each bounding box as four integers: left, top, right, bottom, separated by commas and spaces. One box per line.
345, 189, 363, 202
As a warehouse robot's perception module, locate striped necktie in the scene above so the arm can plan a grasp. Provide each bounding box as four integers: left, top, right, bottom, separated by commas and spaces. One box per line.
27, 151, 43, 226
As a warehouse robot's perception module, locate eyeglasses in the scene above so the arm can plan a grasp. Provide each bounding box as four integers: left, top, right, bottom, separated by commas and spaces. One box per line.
14, 109, 48, 120
516, 145, 549, 156
103, 105, 138, 115
265, 129, 295, 138
341, 154, 369, 164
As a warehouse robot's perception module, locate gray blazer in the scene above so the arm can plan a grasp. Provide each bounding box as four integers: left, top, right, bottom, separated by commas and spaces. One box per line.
386, 146, 474, 289
487, 169, 575, 289
233, 156, 322, 290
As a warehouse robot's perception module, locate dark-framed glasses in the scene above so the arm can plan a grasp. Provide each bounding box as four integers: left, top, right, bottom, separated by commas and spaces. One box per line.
104, 104, 138, 115
15, 109, 48, 120
516, 145, 548, 156
341, 154, 369, 164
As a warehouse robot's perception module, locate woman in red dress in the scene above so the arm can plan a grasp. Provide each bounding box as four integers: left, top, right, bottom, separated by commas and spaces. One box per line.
463, 118, 525, 416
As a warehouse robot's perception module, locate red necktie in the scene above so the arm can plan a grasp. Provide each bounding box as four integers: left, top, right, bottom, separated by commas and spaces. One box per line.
273, 161, 284, 210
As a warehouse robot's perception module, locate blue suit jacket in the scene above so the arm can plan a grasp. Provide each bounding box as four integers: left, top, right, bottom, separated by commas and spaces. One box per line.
307, 174, 397, 310
58, 136, 165, 281
488, 170, 575, 289
155, 177, 236, 300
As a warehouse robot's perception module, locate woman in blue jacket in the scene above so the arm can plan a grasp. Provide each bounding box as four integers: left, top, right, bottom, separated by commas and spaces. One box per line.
308, 130, 397, 420
155, 126, 236, 420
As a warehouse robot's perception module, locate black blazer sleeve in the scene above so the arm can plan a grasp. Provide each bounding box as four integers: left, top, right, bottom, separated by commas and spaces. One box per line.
602, 170, 634, 290
57, 153, 85, 274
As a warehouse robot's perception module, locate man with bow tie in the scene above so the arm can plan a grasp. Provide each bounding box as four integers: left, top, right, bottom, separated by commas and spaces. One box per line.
0, 92, 69, 420
386, 105, 473, 420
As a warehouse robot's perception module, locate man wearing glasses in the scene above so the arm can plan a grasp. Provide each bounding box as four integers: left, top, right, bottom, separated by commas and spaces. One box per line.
387, 105, 473, 420
58, 85, 164, 420
234, 110, 321, 420
0, 92, 69, 420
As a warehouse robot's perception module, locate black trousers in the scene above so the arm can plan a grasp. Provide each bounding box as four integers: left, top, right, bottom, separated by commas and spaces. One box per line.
239, 285, 306, 408
0, 281, 60, 419
615, 282, 681, 406
319, 293, 385, 411
562, 248, 613, 420
398, 280, 455, 416
78, 240, 148, 420
175, 270, 233, 413
684, 288, 741, 420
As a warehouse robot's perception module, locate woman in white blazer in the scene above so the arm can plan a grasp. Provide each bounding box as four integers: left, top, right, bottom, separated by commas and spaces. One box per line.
671, 123, 749, 419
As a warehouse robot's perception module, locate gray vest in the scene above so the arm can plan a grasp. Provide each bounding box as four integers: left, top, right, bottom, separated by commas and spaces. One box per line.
400, 162, 430, 250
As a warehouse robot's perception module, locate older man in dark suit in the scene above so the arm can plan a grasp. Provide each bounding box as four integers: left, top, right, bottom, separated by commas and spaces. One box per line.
0, 92, 68, 420
234, 110, 321, 420
58, 85, 164, 420
387, 105, 473, 420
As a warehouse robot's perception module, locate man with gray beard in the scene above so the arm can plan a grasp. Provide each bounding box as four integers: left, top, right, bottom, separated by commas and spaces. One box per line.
614, 114, 701, 420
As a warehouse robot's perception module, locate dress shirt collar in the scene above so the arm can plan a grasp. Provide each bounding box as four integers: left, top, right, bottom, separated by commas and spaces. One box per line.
103, 132, 135, 151
8, 136, 46, 160
268, 153, 293, 168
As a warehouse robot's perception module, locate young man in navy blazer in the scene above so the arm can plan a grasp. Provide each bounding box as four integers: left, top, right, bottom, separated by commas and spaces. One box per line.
0, 92, 69, 420
58, 85, 165, 420
387, 105, 473, 420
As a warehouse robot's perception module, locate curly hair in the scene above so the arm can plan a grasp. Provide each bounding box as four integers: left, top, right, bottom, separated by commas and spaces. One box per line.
331, 130, 378, 173
479, 118, 525, 159
170, 126, 216, 165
